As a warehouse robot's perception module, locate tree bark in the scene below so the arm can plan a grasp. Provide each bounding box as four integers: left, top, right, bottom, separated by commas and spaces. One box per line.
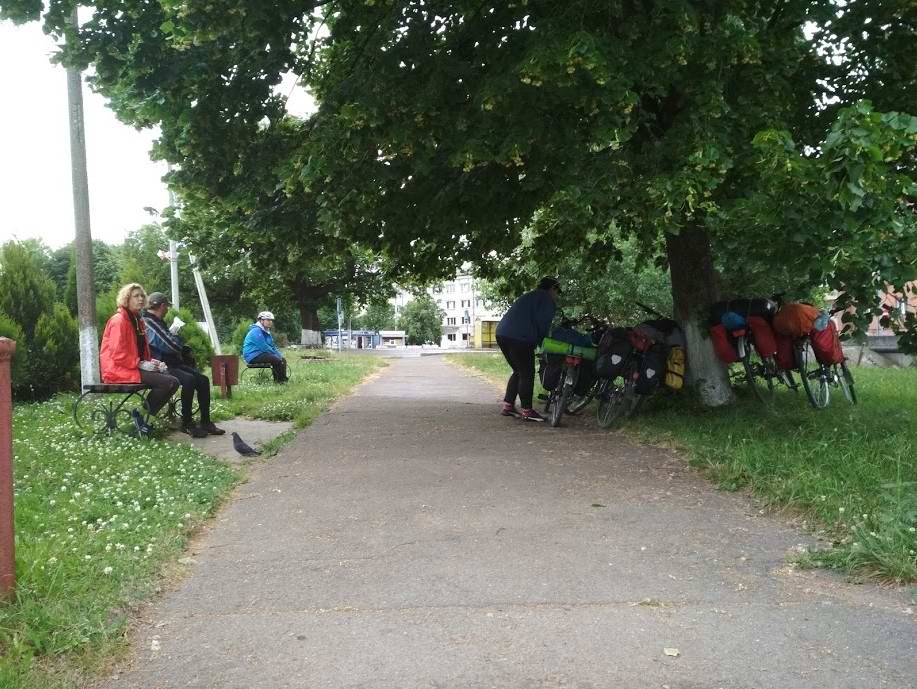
299, 301, 323, 347
665, 224, 734, 407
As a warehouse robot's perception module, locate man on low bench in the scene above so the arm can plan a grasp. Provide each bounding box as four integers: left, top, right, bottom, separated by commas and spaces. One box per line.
143, 292, 225, 438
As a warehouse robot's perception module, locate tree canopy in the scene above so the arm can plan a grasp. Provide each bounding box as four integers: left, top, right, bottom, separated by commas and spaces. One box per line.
3, 0, 914, 401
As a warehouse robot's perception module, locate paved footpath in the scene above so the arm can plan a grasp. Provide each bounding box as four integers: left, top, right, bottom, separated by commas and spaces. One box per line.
99, 357, 915, 689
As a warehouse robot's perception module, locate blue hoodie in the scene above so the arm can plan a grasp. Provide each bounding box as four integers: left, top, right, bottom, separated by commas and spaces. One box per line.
495, 289, 556, 345
242, 323, 282, 363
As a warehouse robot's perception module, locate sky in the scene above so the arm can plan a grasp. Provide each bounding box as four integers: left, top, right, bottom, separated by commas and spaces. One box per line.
0, 19, 314, 252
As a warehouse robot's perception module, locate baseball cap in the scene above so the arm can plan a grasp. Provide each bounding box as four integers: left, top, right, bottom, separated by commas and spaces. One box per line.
147, 292, 171, 308
257, 311, 275, 321
537, 276, 561, 293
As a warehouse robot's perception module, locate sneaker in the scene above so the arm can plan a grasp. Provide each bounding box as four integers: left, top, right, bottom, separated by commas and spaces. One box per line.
181, 423, 209, 438
200, 421, 226, 436
500, 402, 521, 418
520, 408, 546, 422
131, 409, 153, 438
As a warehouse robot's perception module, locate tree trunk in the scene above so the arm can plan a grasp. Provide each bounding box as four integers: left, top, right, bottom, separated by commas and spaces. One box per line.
299, 302, 323, 347
665, 224, 734, 407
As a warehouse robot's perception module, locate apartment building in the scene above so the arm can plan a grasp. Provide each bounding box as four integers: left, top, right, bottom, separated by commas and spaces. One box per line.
391, 273, 504, 348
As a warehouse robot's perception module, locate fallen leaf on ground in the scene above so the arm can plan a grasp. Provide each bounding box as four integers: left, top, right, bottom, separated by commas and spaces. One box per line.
663, 647, 680, 657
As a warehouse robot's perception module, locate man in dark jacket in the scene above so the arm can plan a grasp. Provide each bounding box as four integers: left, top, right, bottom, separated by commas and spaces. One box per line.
142, 292, 224, 437
495, 276, 560, 421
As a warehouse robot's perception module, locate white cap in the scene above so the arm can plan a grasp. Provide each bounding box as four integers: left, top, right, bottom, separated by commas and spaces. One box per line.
257, 311, 275, 321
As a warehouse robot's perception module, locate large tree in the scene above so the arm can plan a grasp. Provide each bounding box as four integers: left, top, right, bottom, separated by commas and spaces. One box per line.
5, 0, 914, 404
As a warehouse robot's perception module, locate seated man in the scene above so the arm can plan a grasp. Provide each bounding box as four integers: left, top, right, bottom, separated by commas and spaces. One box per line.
142, 292, 224, 437
242, 311, 288, 383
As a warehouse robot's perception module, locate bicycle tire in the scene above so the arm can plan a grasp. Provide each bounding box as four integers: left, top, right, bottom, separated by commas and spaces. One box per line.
551, 381, 573, 427
596, 372, 641, 428
795, 344, 829, 409
740, 338, 773, 402
837, 362, 857, 405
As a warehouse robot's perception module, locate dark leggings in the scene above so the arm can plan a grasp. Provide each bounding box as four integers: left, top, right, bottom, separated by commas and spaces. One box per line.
249, 352, 288, 382
169, 364, 211, 424
139, 369, 180, 415
497, 335, 536, 409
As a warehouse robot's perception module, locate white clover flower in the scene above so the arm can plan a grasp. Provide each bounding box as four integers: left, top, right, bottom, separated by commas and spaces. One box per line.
48, 556, 58, 564
103, 566, 113, 575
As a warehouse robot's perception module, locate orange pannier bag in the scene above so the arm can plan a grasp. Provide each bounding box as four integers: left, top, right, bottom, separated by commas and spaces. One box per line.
773, 303, 821, 338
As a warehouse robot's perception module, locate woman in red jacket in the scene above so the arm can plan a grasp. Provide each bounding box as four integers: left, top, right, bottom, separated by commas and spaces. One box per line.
100, 283, 179, 436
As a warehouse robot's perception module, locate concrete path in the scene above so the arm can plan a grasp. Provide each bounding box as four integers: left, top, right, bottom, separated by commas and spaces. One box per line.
98, 357, 915, 689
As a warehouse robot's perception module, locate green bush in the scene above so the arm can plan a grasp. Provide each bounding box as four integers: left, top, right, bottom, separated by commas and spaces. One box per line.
0, 241, 55, 341
230, 318, 252, 354
96, 288, 118, 342
0, 312, 28, 392
165, 307, 214, 370
29, 304, 80, 398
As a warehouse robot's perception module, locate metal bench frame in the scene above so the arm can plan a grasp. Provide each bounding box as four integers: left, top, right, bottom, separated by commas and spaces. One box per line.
72, 384, 154, 437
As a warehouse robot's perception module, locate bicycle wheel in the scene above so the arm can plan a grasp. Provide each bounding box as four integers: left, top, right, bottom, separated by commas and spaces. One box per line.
551, 382, 572, 427
836, 361, 857, 405
740, 339, 774, 402
795, 343, 829, 409
596, 372, 640, 428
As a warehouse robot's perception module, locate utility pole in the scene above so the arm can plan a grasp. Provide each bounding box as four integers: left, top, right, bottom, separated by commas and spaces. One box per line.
66, 8, 100, 387
188, 254, 221, 354
166, 167, 180, 309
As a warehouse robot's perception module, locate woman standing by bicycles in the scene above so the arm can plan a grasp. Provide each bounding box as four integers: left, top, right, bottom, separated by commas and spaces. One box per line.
496, 276, 561, 422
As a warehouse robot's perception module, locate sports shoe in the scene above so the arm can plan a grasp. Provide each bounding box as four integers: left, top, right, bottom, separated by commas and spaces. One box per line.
500, 402, 521, 417
200, 421, 226, 436
181, 423, 209, 438
520, 408, 546, 422
131, 409, 153, 438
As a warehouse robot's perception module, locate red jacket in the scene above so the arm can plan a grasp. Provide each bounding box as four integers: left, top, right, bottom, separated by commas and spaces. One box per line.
100, 307, 151, 383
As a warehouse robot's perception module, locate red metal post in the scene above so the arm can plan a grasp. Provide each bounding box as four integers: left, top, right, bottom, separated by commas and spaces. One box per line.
0, 337, 17, 599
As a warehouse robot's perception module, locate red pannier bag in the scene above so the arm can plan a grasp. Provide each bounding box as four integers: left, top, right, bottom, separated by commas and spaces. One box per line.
810, 320, 844, 365
775, 333, 795, 371
709, 324, 739, 364
747, 315, 777, 358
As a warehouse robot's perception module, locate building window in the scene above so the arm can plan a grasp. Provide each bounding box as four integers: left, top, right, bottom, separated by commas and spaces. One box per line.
460, 299, 470, 307
447, 317, 456, 325
447, 334, 456, 341
462, 333, 469, 340
446, 300, 455, 309
461, 316, 470, 324
462, 282, 471, 292
476, 298, 485, 307
445, 284, 455, 293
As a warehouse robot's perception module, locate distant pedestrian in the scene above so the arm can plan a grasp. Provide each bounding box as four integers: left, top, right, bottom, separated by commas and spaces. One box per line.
142, 292, 224, 437
495, 276, 561, 422
242, 311, 288, 383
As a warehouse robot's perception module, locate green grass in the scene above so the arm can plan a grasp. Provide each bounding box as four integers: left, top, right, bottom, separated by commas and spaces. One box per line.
449, 354, 917, 582
0, 350, 384, 688
210, 351, 383, 428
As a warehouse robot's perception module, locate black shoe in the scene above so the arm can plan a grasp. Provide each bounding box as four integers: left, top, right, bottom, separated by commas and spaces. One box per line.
181, 423, 208, 438
201, 421, 225, 436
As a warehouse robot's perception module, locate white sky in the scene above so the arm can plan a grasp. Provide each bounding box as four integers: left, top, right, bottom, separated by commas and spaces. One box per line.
0, 19, 314, 251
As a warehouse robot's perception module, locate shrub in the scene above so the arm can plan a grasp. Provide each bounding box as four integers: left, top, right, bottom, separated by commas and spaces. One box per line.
0, 241, 55, 341
29, 304, 80, 398
96, 288, 118, 342
165, 307, 214, 370
230, 318, 252, 354
0, 312, 28, 393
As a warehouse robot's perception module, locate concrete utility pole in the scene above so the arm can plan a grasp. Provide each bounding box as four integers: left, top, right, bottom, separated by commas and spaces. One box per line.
188, 254, 221, 354
166, 168, 180, 309
66, 8, 100, 387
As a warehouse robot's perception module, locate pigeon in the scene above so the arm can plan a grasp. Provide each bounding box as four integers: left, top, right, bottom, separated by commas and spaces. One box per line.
231, 432, 262, 456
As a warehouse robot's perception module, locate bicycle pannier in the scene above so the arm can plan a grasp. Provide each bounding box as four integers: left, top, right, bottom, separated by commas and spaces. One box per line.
628, 328, 654, 353
775, 333, 795, 371
773, 303, 820, 338
638, 319, 686, 348
595, 339, 632, 379
710, 324, 739, 364
810, 320, 844, 365
665, 346, 685, 390
539, 353, 565, 391
635, 344, 668, 394
574, 359, 597, 396
710, 298, 778, 325
747, 316, 777, 358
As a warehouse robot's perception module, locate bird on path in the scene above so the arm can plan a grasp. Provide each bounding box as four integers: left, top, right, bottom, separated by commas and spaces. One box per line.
231, 432, 262, 456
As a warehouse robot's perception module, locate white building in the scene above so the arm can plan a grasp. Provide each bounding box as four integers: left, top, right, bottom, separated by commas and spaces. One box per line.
390, 273, 504, 349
